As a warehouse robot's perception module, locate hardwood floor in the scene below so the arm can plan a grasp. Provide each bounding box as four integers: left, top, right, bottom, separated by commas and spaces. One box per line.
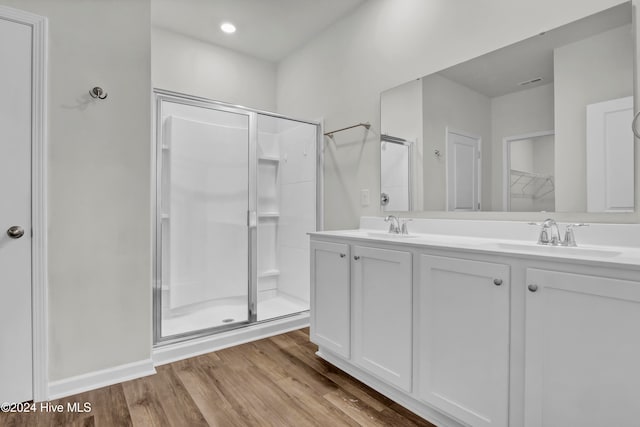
1, 328, 435, 427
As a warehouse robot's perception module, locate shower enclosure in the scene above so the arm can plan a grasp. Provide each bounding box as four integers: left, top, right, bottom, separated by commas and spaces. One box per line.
153, 90, 321, 344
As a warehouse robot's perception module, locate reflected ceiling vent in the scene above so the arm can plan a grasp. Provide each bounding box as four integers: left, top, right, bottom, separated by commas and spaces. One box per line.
518, 77, 544, 87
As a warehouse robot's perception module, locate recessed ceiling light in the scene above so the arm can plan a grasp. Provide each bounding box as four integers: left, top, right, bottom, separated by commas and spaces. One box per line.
220, 22, 236, 34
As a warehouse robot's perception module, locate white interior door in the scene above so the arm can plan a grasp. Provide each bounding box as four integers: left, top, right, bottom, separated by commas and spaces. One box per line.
586, 96, 634, 212
447, 129, 481, 211
0, 16, 33, 403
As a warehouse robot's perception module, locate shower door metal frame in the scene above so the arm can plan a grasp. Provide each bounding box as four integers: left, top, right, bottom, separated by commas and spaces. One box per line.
152, 89, 323, 346
153, 90, 257, 345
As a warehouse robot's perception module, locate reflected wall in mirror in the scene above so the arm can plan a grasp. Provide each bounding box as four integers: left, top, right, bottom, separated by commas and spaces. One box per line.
380, 1, 634, 213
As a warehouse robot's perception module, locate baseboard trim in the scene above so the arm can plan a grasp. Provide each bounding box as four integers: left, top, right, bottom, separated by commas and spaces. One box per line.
48, 359, 156, 400
153, 312, 309, 366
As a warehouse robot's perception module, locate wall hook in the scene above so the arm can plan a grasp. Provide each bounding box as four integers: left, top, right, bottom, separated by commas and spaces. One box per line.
90, 86, 108, 100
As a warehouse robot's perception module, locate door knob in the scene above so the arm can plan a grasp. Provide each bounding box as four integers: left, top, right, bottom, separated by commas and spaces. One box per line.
493, 278, 503, 286
528, 284, 538, 293
7, 225, 24, 239
7, 225, 25, 239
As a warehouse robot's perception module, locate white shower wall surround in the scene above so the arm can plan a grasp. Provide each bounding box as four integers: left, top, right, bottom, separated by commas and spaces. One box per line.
166, 115, 249, 309
154, 90, 320, 345
258, 115, 317, 304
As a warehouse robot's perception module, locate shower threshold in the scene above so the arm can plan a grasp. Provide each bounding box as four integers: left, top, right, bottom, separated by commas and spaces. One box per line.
152, 310, 309, 366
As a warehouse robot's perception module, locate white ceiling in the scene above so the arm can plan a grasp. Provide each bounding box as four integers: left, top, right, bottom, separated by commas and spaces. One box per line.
151, 0, 368, 62
438, 2, 631, 98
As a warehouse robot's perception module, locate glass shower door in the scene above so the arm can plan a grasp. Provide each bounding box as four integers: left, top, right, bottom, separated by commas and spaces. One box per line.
156, 97, 253, 341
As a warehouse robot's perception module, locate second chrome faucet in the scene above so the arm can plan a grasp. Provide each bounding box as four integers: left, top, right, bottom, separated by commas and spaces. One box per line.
385, 215, 411, 235
530, 218, 587, 247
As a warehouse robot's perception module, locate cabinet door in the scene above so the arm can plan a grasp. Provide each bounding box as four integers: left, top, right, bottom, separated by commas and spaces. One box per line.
418, 255, 510, 427
310, 240, 350, 358
353, 245, 412, 392
525, 269, 640, 427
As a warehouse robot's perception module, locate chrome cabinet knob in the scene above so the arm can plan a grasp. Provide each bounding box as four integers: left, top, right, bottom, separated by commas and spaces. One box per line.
493, 278, 503, 286
353, 256, 360, 260
339, 253, 346, 258
7, 225, 24, 239
528, 284, 538, 293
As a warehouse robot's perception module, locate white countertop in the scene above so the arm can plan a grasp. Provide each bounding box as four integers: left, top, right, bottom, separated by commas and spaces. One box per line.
309, 228, 640, 269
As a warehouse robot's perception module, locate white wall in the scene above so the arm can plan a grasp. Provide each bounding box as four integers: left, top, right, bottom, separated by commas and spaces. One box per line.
511, 140, 535, 172
162, 111, 249, 309
255, 116, 316, 304
0, 0, 152, 381
554, 24, 633, 212
380, 79, 422, 140
491, 83, 555, 210
422, 74, 492, 210
277, 0, 631, 229
152, 27, 277, 111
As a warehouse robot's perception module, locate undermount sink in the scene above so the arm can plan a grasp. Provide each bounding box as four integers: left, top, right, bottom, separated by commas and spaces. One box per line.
367, 231, 418, 239
492, 242, 622, 258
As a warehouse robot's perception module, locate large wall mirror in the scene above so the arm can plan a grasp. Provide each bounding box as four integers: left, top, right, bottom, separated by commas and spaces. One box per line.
380, 2, 635, 214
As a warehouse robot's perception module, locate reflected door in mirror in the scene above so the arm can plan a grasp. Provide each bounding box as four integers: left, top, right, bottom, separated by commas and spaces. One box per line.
586, 96, 634, 212
447, 129, 481, 211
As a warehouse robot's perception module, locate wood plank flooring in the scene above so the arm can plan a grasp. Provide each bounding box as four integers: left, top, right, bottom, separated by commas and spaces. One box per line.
0, 328, 435, 427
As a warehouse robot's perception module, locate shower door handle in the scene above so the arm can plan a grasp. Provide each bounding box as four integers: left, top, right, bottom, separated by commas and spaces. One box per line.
247, 211, 257, 228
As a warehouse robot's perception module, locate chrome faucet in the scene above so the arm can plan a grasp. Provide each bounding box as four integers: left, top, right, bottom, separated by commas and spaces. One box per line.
400, 218, 412, 235
529, 219, 588, 246
563, 223, 588, 247
385, 215, 401, 234
541, 218, 562, 245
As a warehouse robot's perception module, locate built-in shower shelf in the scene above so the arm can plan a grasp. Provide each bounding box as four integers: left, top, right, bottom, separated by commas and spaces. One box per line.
258, 269, 280, 278
258, 212, 280, 218
259, 155, 280, 163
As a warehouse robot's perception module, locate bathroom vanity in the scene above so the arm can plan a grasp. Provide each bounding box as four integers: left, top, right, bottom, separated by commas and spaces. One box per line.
309, 218, 640, 427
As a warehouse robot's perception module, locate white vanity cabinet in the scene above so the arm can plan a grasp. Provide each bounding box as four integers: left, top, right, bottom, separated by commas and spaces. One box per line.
352, 245, 412, 392
524, 268, 640, 427
310, 240, 351, 358
310, 229, 640, 427
417, 255, 510, 427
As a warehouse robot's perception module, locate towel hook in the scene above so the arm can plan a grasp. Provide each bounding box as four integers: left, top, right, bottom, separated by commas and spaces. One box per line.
90, 86, 108, 100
